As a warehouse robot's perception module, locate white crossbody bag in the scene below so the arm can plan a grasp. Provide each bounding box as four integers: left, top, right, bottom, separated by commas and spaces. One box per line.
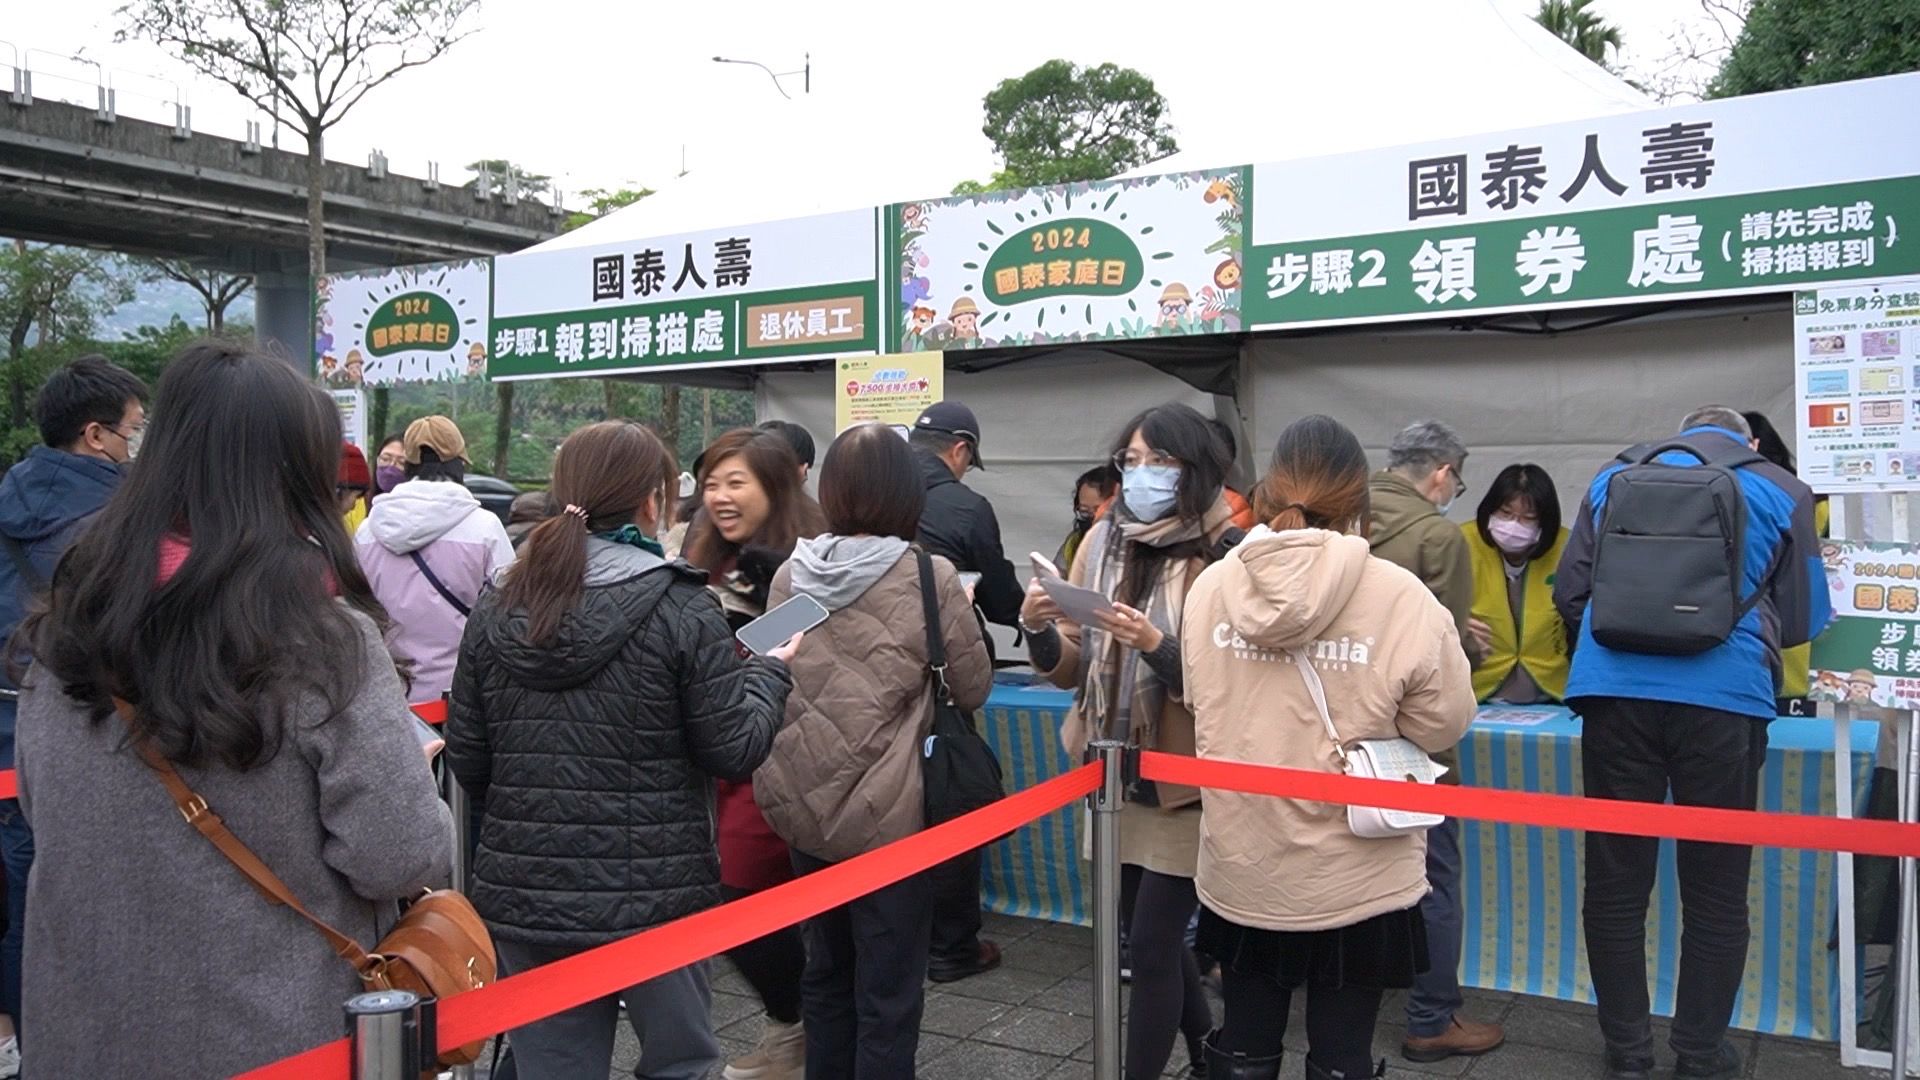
1288, 648, 1447, 839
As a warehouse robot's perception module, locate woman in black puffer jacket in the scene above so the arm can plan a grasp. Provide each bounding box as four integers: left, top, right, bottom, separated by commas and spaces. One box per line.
446, 421, 799, 1080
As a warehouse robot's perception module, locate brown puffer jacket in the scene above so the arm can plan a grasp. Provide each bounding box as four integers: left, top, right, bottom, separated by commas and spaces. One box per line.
755, 540, 993, 863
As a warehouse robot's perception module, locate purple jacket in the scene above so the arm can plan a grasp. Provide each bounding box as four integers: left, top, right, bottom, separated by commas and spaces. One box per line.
355, 479, 515, 702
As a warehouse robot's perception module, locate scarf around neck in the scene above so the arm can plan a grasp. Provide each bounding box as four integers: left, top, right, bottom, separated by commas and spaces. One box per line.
1079, 493, 1234, 756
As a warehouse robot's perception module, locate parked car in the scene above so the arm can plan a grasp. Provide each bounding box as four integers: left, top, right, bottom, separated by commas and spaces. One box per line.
463, 473, 519, 526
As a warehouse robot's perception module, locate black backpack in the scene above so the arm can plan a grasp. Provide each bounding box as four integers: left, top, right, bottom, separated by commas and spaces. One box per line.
1587, 438, 1771, 656
914, 548, 1005, 827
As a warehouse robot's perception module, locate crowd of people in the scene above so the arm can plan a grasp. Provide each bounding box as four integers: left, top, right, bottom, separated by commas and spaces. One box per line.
0, 338, 1833, 1080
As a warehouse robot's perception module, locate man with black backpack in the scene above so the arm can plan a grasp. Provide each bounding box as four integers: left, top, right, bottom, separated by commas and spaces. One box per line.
1554, 405, 1830, 1080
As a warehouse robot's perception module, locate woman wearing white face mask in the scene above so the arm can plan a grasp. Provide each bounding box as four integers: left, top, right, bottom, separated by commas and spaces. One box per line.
1462, 464, 1571, 704
1020, 402, 1237, 1080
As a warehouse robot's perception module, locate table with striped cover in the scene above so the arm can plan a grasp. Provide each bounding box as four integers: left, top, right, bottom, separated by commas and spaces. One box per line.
977, 681, 1877, 1040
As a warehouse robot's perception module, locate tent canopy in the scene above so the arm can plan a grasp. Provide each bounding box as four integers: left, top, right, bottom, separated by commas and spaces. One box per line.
532, 0, 1649, 255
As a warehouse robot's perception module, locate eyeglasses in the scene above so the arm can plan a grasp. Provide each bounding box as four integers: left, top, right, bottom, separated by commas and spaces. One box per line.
376, 452, 406, 468
1113, 448, 1180, 472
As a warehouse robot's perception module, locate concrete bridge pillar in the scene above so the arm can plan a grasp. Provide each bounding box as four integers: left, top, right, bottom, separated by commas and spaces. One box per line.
253, 273, 312, 371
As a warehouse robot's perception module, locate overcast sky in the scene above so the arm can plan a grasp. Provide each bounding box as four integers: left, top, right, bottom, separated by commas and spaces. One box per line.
4, 0, 1734, 207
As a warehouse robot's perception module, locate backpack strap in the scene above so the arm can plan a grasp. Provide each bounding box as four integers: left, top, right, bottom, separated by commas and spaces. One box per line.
1211, 526, 1247, 563
409, 551, 472, 617
113, 699, 377, 976
913, 547, 953, 706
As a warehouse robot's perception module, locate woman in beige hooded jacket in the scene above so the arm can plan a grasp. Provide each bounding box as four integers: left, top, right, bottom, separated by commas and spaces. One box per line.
1182, 415, 1476, 1080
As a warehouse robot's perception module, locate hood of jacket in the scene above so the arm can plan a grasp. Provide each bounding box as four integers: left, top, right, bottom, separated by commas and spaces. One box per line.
787, 534, 911, 613
0, 447, 124, 544
1368, 470, 1442, 549
365, 478, 486, 555
480, 539, 673, 691
1216, 526, 1372, 650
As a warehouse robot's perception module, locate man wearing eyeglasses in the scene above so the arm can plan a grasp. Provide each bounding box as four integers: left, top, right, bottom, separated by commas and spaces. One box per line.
1368, 418, 1504, 1066
0, 355, 148, 1078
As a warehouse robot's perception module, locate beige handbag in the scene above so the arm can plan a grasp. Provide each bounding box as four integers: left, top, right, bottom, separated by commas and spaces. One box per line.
1287, 649, 1447, 839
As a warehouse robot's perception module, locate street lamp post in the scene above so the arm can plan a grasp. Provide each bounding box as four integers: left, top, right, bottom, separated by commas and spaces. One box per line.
711, 53, 809, 98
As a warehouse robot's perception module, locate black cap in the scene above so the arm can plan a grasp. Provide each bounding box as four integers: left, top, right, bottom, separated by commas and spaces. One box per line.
914, 401, 984, 469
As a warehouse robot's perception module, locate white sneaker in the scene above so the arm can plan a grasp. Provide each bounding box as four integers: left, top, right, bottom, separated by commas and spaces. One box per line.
0, 1034, 19, 1080
721, 1019, 804, 1080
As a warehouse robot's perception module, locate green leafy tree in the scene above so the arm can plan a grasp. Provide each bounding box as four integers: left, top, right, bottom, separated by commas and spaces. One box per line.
959, 60, 1178, 191
563, 187, 656, 232
1709, 0, 1920, 97
118, 0, 481, 287
1535, 0, 1625, 66
466, 159, 553, 199
0, 241, 133, 429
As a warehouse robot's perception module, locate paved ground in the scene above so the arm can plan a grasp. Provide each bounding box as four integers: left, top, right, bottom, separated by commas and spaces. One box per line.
480, 911, 1886, 1079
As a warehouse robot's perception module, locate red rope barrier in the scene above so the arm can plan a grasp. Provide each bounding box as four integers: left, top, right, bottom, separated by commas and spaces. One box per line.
236, 761, 1102, 1078
1138, 750, 1920, 858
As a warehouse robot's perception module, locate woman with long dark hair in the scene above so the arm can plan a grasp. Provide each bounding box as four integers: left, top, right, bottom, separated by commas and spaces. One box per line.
16, 341, 452, 1078
1184, 415, 1475, 1080
446, 421, 797, 1080
756, 423, 992, 1078
672, 426, 825, 1080
1020, 402, 1236, 1080
1463, 464, 1570, 704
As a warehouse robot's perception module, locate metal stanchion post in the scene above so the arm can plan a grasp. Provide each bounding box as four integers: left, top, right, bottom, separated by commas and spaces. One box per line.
1089, 739, 1128, 1080
446, 771, 471, 894
1897, 717, 1919, 1079
347, 989, 421, 1080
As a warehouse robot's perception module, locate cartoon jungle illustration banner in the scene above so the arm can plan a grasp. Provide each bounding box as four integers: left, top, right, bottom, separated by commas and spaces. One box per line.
314, 258, 494, 387
891, 169, 1244, 351
1810, 539, 1920, 709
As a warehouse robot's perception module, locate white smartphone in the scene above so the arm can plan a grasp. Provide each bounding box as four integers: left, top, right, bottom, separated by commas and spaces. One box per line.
958, 571, 983, 590
736, 594, 830, 656
1029, 551, 1064, 579
414, 716, 445, 761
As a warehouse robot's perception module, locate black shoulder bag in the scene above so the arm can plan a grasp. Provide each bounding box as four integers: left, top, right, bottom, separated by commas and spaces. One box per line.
915, 547, 1005, 827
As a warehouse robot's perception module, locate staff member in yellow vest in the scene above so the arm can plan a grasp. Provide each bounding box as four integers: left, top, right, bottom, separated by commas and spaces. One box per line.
1463, 464, 1570, 704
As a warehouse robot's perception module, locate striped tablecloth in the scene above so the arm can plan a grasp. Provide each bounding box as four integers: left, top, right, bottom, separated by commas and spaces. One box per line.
977, 680, 1877, 1040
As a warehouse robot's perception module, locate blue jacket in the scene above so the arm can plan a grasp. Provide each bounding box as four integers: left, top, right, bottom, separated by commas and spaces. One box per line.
0, 447, 125, 769
1553, 426, 1832, 719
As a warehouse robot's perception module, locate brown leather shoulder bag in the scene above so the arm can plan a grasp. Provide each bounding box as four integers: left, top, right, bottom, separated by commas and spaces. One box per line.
117, 701, 495, 1070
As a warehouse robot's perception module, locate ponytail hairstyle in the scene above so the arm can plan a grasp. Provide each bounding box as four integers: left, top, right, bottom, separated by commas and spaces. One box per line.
1255, 415, 1373, 538
501, 421, 673, 646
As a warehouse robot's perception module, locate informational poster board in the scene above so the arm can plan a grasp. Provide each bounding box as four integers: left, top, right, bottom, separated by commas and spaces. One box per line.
1809, 539, 1920, 708
835, 353, 942, 433
314, 259, 493, 386
892, 169, 1244, 351
331, 388, 367, 451
1794, 276, 1920, 492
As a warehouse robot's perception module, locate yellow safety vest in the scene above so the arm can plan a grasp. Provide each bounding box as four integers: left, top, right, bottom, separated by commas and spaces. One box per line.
1778, 498, 1830, 700
1463, 524, 1571, 703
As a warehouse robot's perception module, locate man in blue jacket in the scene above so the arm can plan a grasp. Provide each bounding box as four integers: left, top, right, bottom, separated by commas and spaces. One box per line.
1554, 405, 1830, 1080
0, 355, 147, 1070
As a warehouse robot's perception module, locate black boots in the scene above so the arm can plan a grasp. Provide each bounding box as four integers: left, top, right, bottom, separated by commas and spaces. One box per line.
1202, 1031, 1283, 1080
1304, 1057, 1387, 1080
1202, 1030, 1386, 1080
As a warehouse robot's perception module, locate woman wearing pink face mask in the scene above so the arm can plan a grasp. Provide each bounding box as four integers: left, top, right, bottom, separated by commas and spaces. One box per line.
1462, 464, 1570, 704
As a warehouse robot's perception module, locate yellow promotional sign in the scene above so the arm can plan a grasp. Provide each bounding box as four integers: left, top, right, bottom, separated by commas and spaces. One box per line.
836, 352, 943, 433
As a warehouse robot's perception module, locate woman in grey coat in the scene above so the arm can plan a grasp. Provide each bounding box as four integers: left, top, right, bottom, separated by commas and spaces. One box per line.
13, 341, 452, 1079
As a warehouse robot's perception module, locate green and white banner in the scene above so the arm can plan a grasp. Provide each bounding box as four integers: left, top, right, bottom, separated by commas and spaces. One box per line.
489, 210, 881, 379
1810, 539, 1920, 709
891, 169, 1244, 351
1244, 74, 1920, 329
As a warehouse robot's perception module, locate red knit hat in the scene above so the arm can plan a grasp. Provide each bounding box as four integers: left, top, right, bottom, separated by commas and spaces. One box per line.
339, 441, 371, 489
